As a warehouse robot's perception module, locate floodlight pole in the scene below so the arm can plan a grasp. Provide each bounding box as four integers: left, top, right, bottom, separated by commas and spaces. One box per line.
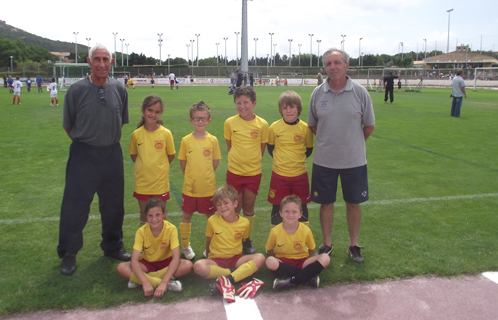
269, 33, 274, 67
223, 37, 228, 66
73, 32, 79, 64
341, 34, 346, 51
308, 34, 313, 67
86, 37, 91, 57
168, 54, 170, 73
446, 9, 454, 53
400, 42, 404, 59
112, 32, 118, 67
158, 33, 163, 65
288, 39, 293, 67
125, 43, 129, 66
120, 38, 125, 66
423, 39, 427, 58
10, 56, 13, 73
195, 34, 200, 67
216, 43, 220, 66
254, 38, 258, 66
298, 44, 302, 66
190, 40, 195, 67
273, 44, 277, 66
235, 32, 240, 67
186, 44, 190, 67
241, 0, 249, 73
316, 40, 321, 67
359, 38, 363, 66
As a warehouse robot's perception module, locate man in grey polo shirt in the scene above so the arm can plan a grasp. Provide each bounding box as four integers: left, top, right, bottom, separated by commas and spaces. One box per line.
451, 70, 467, 117
58, 44, 131, 275
308, 48, 375, 263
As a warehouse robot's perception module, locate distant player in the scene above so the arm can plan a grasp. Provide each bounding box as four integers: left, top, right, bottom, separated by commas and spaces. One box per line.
48, 78, 58, 106
7, 75, 14, 93
36, 74, 43, 93
129, 77, 135, 89
26, 76, 32, 93
124, 76, 128, 88
12, 76, 22, 104
151, 78, 155, 88
169, 72, 176, 90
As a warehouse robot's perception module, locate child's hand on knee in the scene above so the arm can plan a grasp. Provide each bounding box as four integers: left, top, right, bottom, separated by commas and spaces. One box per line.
142, 282, 154, 297
154, 283, 167, 298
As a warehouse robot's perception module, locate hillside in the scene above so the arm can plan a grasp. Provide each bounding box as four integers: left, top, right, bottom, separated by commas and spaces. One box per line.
0, 20, 86, 53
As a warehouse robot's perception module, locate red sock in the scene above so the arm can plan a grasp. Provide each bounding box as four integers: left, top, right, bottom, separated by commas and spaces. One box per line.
17, 97, 20, 103
51, 99, 54, 104
13, 97, 15, 103
56, 99, 59, 104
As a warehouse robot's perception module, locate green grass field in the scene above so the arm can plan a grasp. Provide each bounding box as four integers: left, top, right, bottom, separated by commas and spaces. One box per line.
1, 83, 497, 316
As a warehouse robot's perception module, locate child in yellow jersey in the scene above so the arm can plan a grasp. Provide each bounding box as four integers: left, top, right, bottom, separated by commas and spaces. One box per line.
193, 186, 265, 303
265, 195, 330, 290
116, 198, 193, 297
178, 101, 221, 260
129, 95, 175, 223
267, 91, 314, 228
224, 86, 269, 255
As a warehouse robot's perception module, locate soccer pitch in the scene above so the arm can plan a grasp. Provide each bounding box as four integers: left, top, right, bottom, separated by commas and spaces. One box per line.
0, 84, 497, 315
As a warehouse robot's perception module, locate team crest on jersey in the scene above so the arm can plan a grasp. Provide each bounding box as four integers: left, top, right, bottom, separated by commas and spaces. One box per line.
234, 231, 242, 240
294, 134, 303, 142
155, 141, 164, 150
268, 188, 276, 199
203, 148, 211, 157
160, 240, 169, 250
293, 242, 303, 252
250, 129, 259, 139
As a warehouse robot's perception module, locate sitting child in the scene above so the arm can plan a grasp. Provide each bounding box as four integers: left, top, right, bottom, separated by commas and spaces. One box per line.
228, 84, 235, 95
116, 198, 193, 297
265, 195, 330, 290
193, 185, 265, 303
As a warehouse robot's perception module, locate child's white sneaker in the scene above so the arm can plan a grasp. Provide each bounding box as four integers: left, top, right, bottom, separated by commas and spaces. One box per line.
167, 280, 182, 292
182, 245, 195, 260
127, 281, 139, 289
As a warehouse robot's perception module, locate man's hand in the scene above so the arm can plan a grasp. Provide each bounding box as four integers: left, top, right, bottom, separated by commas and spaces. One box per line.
236, 278, 264, 299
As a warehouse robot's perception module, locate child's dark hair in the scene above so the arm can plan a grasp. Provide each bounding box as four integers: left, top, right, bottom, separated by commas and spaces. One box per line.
189, 100, 211, 118
137, 95, 164, 128
144, 197, 165, 215
233, 86, 256, 103
52, 78, 55, 82
280, 194, 302, 211
212, 185, 238, 206
278, 91, 302, 116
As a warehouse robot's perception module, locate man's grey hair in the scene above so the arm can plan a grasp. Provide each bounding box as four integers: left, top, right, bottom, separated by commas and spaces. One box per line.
322, 48, 350, 65
88, 44, 112, 61
456, 70, 464, 76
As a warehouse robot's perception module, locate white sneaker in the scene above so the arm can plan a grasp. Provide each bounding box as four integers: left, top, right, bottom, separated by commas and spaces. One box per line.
182, 245, 195, 260
167, 280, 182, 292
50, 104, 53, 106
128, 281, 139, 289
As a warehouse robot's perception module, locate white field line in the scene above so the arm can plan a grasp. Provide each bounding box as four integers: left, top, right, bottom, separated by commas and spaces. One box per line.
1, 193, 498, 225
224, 296, 263, 320
482, 272, 498, 285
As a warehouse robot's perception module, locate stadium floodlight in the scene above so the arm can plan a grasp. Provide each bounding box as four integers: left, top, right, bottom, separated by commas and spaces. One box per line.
10, 56, 13, 73
216, 43, 220, 66
86, 37, 91, 57
447, 9, 454, 53
359, 38, 363, 66
269, 33, 274, 67
288, 39, 293, 67
190, 40, 195, 67
223, 37, 228, 66
120, 38, 125, 66
186, 44, 190, 67
400, 42, 404, 59
73, 32, 79, 64
316, 40, 321, 67
125, 43, 129, 66
267, 53, 269, 76
254, 38, 258, 66
195, 34, 200, 67
308, 34, 314, 67
273, 44, 277, 66
168, 54, 170, 73
158, 33, 163, 65
112, 32, 118, 67
423, 39, 427, 58
341, 35, 346, 51
298, 44, 302, 66
235, 32, 240, 67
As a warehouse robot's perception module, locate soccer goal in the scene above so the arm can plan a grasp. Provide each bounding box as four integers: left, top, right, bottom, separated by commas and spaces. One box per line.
368, 68, 424, 92
54, 63, 90, 91
473, 67, 498, 91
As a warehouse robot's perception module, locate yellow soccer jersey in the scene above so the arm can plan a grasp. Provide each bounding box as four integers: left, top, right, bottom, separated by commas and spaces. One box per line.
178, 132, 221, 197
133, 220, 179, 263
206, 213, 249, 259
265, 223, 315, 259
268, 119, 314, 177
129, 126, 175, 195
224, 114, 269, 176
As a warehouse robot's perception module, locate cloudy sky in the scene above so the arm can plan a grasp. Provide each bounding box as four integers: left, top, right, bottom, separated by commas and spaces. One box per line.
4, 0, 497, 63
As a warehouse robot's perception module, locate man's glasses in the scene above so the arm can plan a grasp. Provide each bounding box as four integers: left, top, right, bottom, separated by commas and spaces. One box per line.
191, 117, 209, 122
98, 87, 106, 104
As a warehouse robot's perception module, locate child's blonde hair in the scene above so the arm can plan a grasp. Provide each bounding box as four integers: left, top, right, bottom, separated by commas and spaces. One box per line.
278, 91, 302, 116
189, 100, 211, 118
144, 198, 165, 215
280, 194, 302, 211
137, 95, 164, 128
212, 185, 238, 206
